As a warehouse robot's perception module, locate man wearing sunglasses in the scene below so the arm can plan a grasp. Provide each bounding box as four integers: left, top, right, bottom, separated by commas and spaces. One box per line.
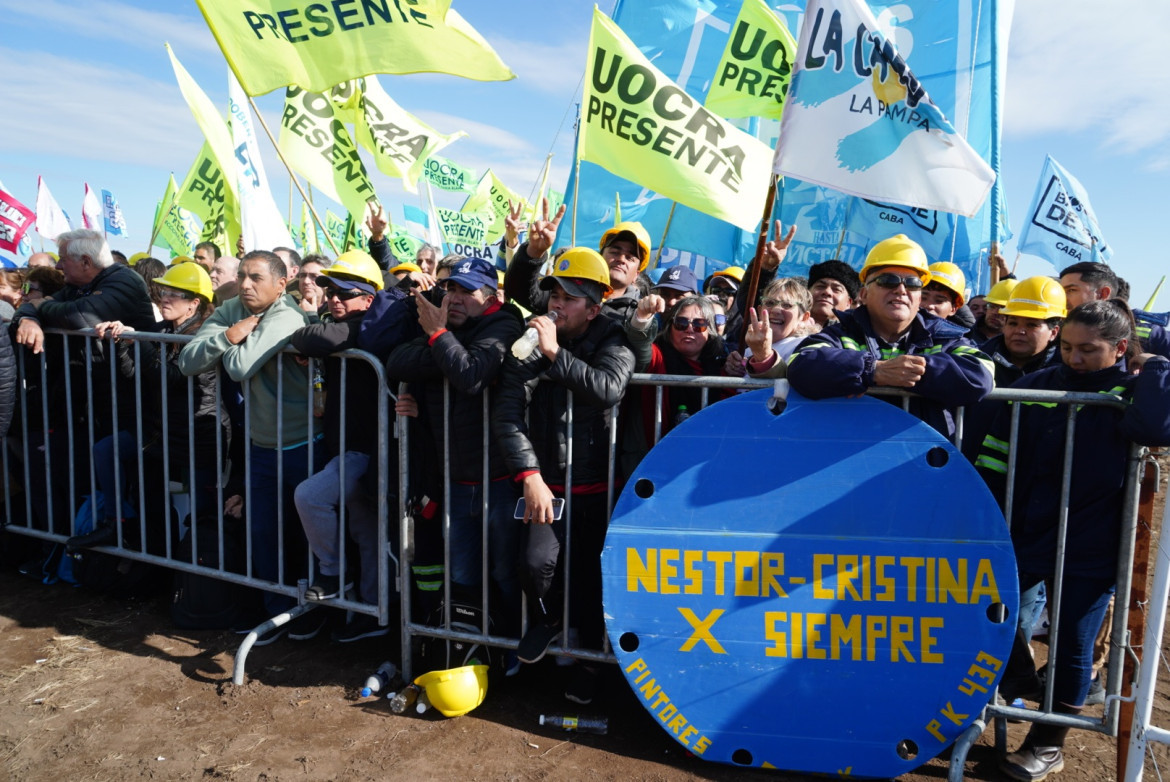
386, 256, 526, 642
787, 234, 993, 437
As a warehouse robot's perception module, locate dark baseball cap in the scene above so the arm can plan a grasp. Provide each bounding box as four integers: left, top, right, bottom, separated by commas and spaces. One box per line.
443, 257, 497, 291
653, 265, 700, 294
539, 275, 604, 304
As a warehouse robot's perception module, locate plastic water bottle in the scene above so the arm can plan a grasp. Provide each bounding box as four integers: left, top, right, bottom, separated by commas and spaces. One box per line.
360, 661, 397, 697
389, 683, 421, 714
415, 692, 431, 714
511, 311, 558, 359
674, 405, 690, 426
539, 714, 608, 734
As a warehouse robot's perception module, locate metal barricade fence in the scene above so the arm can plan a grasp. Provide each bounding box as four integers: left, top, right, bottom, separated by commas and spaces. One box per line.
0, 327, 394, 684
0, 328, 1155, 773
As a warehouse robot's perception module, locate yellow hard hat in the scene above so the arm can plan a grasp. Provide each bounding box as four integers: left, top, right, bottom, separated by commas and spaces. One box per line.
414, 665, 488, 718
985, 278, 1019, 307
926, 262, 966, 307
859, 234, 931, 284
539, 246, 612, 304
325, 250, 383, 291
390, 261, 422, 276
713, 266, 746, 284
128, 252, 152, 267
1002, 276, 1067, 320
155, 261, 214, 303
599, 221, 652, 272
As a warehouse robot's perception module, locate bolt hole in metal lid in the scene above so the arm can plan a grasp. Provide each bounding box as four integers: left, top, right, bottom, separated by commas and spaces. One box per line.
602, 389, 1017, 777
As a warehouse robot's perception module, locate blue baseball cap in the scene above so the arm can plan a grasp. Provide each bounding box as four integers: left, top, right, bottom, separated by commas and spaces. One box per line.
444, 257, 497, 292
653, 264, 699, 294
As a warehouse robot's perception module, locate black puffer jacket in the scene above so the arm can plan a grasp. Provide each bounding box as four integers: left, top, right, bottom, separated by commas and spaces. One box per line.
290, 309, 380, 457
492, 314, 635, 487
0, 322, 15, 438
385, 301, 525, 483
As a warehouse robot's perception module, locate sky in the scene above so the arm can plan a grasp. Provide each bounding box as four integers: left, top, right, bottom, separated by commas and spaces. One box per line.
1, 0, 1167, 307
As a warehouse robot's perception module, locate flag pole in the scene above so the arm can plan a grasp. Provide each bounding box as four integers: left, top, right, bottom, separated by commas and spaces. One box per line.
1144, 276, 1166, 312
570, 155, 582, 246
246, 96, 340, 255
651, 202, 677, 269
739, 174, 780, 349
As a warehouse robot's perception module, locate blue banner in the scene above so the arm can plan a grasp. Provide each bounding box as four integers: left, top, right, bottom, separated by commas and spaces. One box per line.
1016, 154, 1111, 268
558, 0, 1012, 295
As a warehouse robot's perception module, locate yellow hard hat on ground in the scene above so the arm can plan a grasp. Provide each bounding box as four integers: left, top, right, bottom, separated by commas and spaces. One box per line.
155, 261, 214, 303
985, 278, 1019, 307
414, 665, 488, 718
323, 249, 384, 291
539, 247, 612, 304
859, 234, 931, 284
926, 262, 966, 306
599, 222, 652, 271
1002, 276, 1067, 320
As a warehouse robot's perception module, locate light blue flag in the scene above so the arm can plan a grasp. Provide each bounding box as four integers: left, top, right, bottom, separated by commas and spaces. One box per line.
101, 189, 128, 238
403, 204, 431, 241
1016, 155, 1111, 267
559, 0, 1012, 296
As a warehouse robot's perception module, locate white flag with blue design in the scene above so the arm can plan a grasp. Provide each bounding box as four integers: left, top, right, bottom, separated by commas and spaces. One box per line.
774, 0, 995, 218
403, 204, 440, 245
101, 189, 128, 238
1016, 155, 1110, 266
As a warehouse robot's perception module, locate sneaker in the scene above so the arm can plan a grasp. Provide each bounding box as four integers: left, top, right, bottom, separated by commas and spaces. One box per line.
1000, 745, 1064, 782
333, 614, 390, 644
516, 623, 562, 664
564, 666, 599, 705
305, 574, 350, 602
1084, 675, 1105, 706
504, 651, 521, 678
65, 524, 116, 554
287, 611, 328, 641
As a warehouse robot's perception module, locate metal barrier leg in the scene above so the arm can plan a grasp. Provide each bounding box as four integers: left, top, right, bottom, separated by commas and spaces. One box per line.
948, 717, 986, 782
232, 602, 317, 686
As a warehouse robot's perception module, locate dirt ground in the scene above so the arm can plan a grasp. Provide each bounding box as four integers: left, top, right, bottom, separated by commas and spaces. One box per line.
1, 461, 1168, 781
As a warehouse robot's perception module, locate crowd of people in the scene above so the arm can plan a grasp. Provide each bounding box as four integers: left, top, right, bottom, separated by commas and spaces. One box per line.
1, 216, 1168, 780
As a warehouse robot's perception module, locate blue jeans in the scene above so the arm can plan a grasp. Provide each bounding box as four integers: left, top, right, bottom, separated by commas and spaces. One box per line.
1018, 571, 1114, 707
93, 430, 138, 520
249, 441, 324, 615
447, 481, 521, 625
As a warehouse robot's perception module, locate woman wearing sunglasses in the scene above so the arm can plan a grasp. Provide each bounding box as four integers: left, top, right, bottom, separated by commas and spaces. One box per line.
628, 292, 730, 441
66, 262, 229, 551
787, 234, 993, 437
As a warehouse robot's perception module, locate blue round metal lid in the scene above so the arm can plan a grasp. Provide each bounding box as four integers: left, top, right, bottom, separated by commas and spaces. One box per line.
603, 389, 1018, 777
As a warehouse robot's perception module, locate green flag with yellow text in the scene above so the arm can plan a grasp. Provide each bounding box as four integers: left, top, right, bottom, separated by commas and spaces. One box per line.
423, 154, 476, 193
193, 0, 514, 96
704, 0, 797, 121
460, 170, 522, 245
579, 8, 771, 232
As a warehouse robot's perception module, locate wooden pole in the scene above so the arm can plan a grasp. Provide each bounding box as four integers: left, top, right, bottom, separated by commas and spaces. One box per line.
738, 174, 780, 349
246, 96, 340, 256
1117, 456, 1159, 781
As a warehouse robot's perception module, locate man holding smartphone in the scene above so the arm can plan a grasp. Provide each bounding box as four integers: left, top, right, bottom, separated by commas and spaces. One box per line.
493, 247, 635, 705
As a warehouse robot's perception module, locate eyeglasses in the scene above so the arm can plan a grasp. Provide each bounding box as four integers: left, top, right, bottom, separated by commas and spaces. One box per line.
762, 298, 800, 310
672, 317, 709, 333
325, 287, 366, 301
868, 273, 924, 291
158, 287, 195, 300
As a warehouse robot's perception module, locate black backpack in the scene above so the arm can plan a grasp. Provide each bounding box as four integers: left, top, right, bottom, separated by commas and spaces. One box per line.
170, 516, 252, 630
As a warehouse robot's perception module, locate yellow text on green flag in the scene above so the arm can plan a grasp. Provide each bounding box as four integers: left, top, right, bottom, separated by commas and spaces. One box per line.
580, 8, 772, 232
332, 78, 465, 193
279, 86, 380, 220
704, 0, 797, 120
436, 207, 485, 248
193, 0, 514, 96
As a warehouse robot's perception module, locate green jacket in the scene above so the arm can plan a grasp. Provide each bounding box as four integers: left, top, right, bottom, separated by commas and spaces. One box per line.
177, 294, 318, 449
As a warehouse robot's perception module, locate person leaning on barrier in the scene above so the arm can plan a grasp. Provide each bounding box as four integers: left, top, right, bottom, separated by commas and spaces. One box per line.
11, 230, 158, 532
177, 250, 321, 644
786, 234, 994, 438
384, 256, 526, 638
959, 277, 1065, 463
1061, 260, 1170, 359
493, 247, 635, 705
288, 250, 388, 643
975, 300, 1170, 782
66, 263, 229, 552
